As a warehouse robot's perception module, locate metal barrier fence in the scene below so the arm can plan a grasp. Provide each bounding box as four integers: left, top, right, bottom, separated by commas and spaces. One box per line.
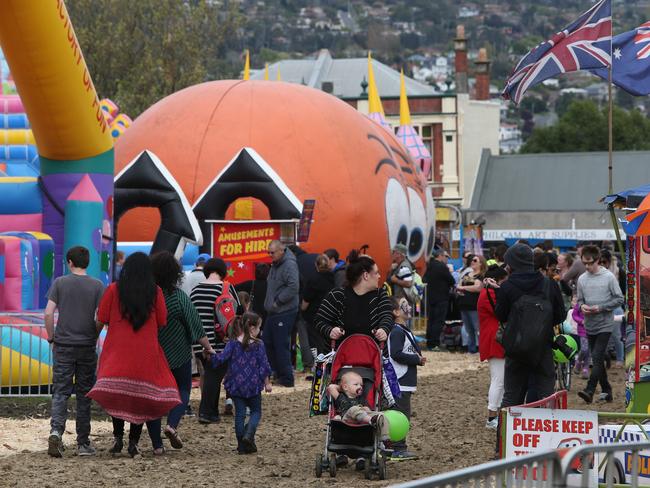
390, 441, 650, 488
0, 319, 53, 396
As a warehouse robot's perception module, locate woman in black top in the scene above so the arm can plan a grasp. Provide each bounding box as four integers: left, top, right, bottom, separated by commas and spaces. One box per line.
315, 250, 392, 346
302, 255, 335, 354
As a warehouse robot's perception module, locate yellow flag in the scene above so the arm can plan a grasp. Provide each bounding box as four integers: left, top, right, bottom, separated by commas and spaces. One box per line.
399, 70, 411, 126
367, 52, 384, 115
243, 50, 250, 80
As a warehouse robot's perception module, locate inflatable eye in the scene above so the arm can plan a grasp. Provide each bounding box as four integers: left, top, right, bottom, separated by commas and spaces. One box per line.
425, 188, 436, 257
407, 188, 426, 261
385, 179, 410, 251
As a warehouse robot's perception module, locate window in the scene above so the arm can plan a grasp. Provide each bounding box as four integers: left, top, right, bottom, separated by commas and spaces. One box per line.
445, 134, 453, 142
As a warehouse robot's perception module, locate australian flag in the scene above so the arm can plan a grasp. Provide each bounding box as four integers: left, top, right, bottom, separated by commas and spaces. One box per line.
591, 22, 650, 96
503, 0, 611, 104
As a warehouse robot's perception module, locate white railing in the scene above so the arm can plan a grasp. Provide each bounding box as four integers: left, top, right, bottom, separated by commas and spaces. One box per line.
390, 441, 650, 488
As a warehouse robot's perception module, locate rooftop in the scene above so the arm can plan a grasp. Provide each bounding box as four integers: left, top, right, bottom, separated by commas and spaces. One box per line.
470, 149, 650, 212
249, 49, 439, 99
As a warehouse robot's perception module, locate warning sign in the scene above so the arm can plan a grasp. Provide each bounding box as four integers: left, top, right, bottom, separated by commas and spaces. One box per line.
505, 407, 598, 484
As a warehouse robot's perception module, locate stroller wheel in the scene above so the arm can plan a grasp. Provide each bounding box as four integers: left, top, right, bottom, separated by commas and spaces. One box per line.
364, 458, 373, 480
378, 454, 387, 480
329, 453, 338, 477
315, 454, 323, 478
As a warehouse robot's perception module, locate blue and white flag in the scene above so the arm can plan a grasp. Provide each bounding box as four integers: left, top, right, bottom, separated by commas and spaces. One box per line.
592, 22, 650, 96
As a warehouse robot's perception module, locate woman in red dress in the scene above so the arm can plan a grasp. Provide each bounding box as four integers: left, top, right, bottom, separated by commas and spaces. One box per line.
88, 252, 180, 457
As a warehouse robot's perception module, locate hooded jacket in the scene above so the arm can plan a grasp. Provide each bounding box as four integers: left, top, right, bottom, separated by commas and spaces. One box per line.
264, 248, 300, 314
495, 272, 566, 345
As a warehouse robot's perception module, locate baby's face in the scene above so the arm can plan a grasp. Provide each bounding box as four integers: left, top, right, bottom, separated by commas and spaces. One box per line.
341, 373, 363, 398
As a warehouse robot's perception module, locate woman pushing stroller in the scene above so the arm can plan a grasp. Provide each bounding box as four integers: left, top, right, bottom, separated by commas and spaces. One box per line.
315, 250, 392, 344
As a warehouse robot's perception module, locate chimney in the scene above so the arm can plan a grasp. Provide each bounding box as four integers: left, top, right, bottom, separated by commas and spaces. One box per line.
454, 25, 468, 94
474, 48, 491, 100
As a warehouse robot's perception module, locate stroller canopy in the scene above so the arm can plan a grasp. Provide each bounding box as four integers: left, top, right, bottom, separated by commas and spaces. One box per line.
330, 334, 383, 409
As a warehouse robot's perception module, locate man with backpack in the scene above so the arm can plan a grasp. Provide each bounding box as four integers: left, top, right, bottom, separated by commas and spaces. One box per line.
495, 243, 566, 408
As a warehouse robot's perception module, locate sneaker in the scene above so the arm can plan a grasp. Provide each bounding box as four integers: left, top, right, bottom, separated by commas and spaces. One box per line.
224, 399, 233, 416
48, 432, 64, 458
198, 415, 220, 424
598, 392, 614, 403
578, 390, 593, 404
240, 436, 255, 454
184, 405, 195, 418
485, 418, 499, 431
78, 443, 96, 456
581, 369, 589, 380
355, 458, 366, 471
391, 450, 418, 461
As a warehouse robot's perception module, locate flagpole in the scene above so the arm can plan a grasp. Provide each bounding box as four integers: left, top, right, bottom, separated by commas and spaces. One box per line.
608, 66, 613, 195
607, 37, 627, 268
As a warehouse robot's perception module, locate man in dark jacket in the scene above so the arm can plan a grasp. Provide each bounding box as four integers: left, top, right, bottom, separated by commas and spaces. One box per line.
264, 240, 300, 387
495, 243, 566, 408
423, 249, 455, 350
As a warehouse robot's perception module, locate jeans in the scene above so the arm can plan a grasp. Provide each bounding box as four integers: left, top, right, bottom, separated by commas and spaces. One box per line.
263, 309, 297, 386
391, 391, 412, 451
50, 345, 97, 445
295, 315, 314, 369
112, 417, 162, 449
460, 310, 479, 353
233, 395, 262, 452
586, 332, 612, 395
500, 349, 555, 409
199, 355, 228, 419
167, 358, 193, 428
426, 300, 448, 348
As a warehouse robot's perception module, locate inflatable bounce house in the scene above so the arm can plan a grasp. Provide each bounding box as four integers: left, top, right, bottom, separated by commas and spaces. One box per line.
115, 56, 435, 280
0, 2, 130, 392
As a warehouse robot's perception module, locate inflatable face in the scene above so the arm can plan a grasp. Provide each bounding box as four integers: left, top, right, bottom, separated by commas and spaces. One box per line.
114, 81, 434, 275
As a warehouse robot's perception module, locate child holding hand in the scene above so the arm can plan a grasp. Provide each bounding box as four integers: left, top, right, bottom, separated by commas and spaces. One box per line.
211, 312, 272, 454
327, 371, 390, 440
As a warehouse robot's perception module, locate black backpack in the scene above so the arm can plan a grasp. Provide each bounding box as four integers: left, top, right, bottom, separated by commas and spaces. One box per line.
499, 278, 553, 364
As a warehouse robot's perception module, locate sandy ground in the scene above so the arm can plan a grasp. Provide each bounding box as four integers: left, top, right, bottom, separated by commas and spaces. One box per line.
0, 351, 626, 488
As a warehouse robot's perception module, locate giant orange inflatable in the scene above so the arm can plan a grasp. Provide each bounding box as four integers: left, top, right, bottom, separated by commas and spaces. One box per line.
115, 80, 434, 275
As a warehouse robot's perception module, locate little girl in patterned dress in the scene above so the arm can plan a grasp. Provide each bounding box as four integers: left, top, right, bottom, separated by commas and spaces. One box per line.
211, 312, 272, 454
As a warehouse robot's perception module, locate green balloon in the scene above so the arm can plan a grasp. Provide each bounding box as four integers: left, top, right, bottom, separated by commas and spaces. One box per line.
384, 409, 410, 442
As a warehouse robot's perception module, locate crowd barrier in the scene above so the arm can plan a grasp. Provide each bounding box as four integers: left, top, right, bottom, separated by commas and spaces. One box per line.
391, 441, 650, 488
0, 316, 53, 396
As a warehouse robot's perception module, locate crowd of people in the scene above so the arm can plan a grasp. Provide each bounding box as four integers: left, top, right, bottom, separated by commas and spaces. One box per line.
42, 236, 625, 463
420, 239, 626, 435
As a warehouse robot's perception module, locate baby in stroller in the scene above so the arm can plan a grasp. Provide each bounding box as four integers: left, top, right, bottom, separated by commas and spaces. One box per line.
327, 371, 389, 440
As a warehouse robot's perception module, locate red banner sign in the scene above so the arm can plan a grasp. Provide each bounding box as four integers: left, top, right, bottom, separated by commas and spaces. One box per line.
211, 222, 279, 283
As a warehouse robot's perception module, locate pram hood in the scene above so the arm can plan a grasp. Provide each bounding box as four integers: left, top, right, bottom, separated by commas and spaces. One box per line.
330, 334, 382, 410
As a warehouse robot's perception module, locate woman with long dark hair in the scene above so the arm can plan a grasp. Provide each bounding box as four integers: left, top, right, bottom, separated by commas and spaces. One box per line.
150, 251, 215, 450
315, 249, 392, 345
88, 252, 180, 457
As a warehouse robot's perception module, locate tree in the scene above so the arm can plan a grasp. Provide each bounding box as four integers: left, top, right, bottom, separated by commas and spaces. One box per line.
521, 99, 650, 153
67, 0, 242, 117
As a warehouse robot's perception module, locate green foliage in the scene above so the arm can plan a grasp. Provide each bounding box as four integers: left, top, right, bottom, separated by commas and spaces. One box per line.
521, 99, 650, 153
67, 0, 242, 117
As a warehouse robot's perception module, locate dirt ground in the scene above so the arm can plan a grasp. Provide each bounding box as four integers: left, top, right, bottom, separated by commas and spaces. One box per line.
0, 351, 627, 488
